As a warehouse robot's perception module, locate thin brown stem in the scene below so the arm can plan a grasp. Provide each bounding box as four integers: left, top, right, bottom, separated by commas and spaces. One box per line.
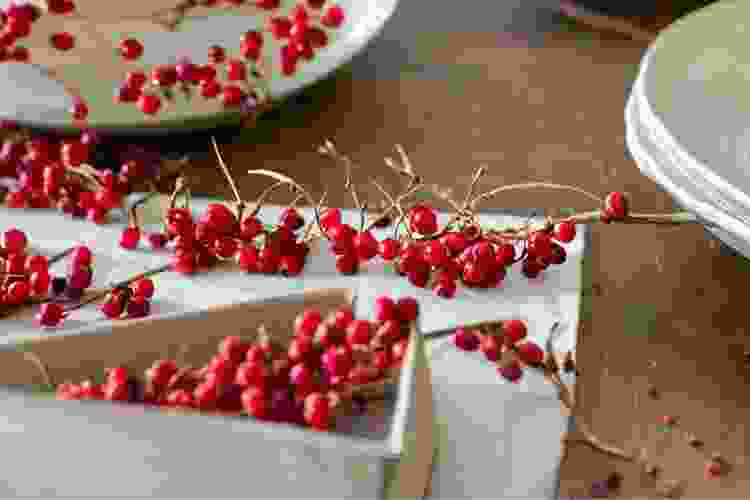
210, 137, 246, 219
22, 351, 54, 389
471, 182, 605, 212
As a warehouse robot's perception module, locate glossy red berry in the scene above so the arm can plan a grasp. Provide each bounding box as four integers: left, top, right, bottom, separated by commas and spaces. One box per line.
453, 327, 480, 351
554, 221, 576, 243
226, 59, 247, 81
374, 296, 396, 322
319, 208, 341, 232
408, 204, 438, 235
137, 94, 161, 115
1, 228, 27, 253
221, 85, 244, 107
516, 341, 544, 365
434, 278, 457, 299
35, 302, 64, 327
71, 245, 92, 267
333, 307, 353, 330
131, 277, 154, 299
396, 296, 419, 322
335, 252, 358, 275
242, 387, 269, 418
527, 231, 552, 259
150, 65, 177, 87
269, 17, 292, 39
503, 319, 527, 345
279, 207, 304, 230
499, 360, 523, 382
294, 309, 322, 337
604, 191, 629, 220
100, 294, 124, 319
50, 31, 74, 51
353, 230, 378, 260
119, 226, 140, 249
480, 335, 502, 362
304, 392, 330, 430
118, 38, 143, 59
321, 4, 345, 27
346, 320, 372, 347
378, 238, 399, 261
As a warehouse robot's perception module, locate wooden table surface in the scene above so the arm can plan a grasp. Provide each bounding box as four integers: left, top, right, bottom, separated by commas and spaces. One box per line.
126, 4, 749, 497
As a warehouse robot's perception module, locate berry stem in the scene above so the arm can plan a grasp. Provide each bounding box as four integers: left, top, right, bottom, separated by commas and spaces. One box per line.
47, 246, 76, 265
21, 351, 55, 389
64, 264, 170, 313
470, 182, 605, 211
210, 137, 247, 220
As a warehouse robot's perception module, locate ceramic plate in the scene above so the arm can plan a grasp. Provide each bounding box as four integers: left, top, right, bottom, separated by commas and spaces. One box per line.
0, 0, 398, 134
641, 0, 750, 213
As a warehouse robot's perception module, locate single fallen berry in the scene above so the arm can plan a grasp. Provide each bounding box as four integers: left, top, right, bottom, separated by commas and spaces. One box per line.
453, 327, 480, 351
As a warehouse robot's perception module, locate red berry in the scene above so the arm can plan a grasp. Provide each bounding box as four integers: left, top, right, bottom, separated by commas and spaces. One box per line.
396, 296, 419, 322
242, 387, 269, 418
45, 0, 75, 14
103, 381, 130, 401
516, 341, 544, 365
304, 392, 330, 430
499, 360, 523, 382
29, 270, 50, 296
353, 230, 378, 260
237, 245, 259, 272
50, 31, 74, 51
527, 231, 552, 259
440, 232, 468, 255
345, 320, 372, 346
378, 238, 399, 261
660, 415, 676, 426
147, 360, 178, 386
107, 367, 129, 385
235, 361, 269, 389
119, 226, 140, 250
480, 335, 501, 362
131, 277, 154, 299
71, 245, 92, 267
100, 295, 124, 319
226, 59, 247, 81
147, 232, 167, 249
5, 280, 30, 305
167, 389, 194, 407
279, 207, 304, 230
424, 240, 448, 267
7, 17, 31, 38
35, 302, 64, 327
280, 44, 298, 75
503, 319, 527, 345
408, 204, 438, 235
604, 191, 629, 220
255, 0, 279, 9
705, 460, 722, 479
335, 252, 358, 275
391, 338, 410, 363
294, 309, 322, 337
137, 94, 161, 115
194, 382, 219, 410
333, 307, 353, 330
118, 38, 143, 59
328, 223, 355, 253
268, 17, 292, 39
434, 278, 457, 299
241, 30, 264, 48
207, 44, 225, 64
497, 243, 515, 266
321, 4, 344, 27
319, 208, 341, 232
1, 228, 26, 253
290, 4, 309, 23
9, 46, 29, 62
150, 65, 177, 87
306, 27, 328, 48
125, 71, 147, 89
324, 345, 352, 377
171, 251, 196, 274
453, 327, 480, 351
374, 296, 396, 322
554, 221, 576, 243
221, 85, 244, 107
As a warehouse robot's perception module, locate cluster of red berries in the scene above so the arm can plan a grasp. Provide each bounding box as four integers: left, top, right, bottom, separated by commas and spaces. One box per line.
0, 228, 99, 325
121, 203, 312, 276
452, 319, 544, 383
0, 1, 88, 118
56, 295, 417, 432
1, 131, 148, 224
113, 1, 345, 116
99, 277, 155, 320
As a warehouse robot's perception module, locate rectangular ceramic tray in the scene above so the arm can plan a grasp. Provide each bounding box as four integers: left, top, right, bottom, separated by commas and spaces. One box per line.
0, 288, 432, 498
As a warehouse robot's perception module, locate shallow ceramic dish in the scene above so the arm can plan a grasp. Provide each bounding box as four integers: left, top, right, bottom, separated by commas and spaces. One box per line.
639, 0, 750, 218
0, 0, 399, 134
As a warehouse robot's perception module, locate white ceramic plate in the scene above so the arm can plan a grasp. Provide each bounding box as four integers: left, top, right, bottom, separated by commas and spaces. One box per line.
639, 0, 750, 216
0, 0, 399, 134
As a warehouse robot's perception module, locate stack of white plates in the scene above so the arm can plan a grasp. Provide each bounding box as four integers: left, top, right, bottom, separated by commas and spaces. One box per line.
625, 0, 750, 257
